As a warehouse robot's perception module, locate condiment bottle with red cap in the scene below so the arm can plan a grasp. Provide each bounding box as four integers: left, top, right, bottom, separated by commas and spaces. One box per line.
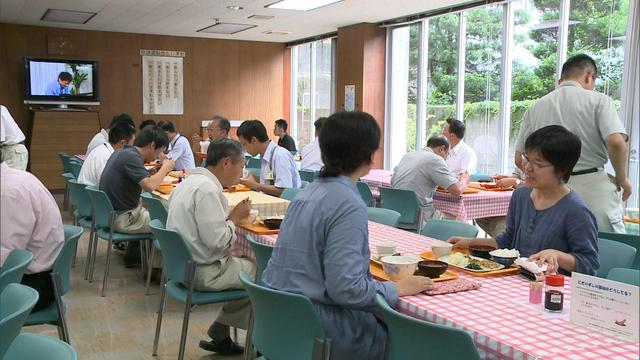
544, 274, 564, 312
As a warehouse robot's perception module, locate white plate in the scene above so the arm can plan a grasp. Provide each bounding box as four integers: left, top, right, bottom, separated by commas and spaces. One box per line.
439, 254, 505, 272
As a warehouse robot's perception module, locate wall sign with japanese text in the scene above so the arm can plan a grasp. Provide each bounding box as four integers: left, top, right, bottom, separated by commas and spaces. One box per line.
141, 50, 184, 115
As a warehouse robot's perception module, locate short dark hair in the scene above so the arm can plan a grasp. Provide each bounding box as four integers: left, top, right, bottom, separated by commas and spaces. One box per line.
319, 111, 380, 178
206, 139, 244, 166
237, 120, 269, 142
314, 117, 326, 135
445, 118, 465, 139
210, 115, 230, 134
426, 135, 450, 151
133, 125, 169, 150
524, 125, 581, 183
139, 119, 156, 130
275, 119, 288, 132
110, 113, 135, 128
108, 122, 136, 144
58, 72, 72, 82
561, 54, 598, 80
157, 120, 176, 133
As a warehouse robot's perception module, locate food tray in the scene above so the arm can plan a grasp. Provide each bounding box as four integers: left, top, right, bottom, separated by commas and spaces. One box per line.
420, 251, 519, 277
436, 187, 480, 194
238, 221, 279, 235
369, 260, 459, 283
223, 184, 251, 192
168, 171, 185, 178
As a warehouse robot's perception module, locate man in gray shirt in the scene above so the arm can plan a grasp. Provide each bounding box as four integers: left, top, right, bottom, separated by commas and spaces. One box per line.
392, 135, 470, 222
514, 54, 631, 233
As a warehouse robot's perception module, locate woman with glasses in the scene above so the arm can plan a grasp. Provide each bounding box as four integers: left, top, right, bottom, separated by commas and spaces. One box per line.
449, 125, 599, 276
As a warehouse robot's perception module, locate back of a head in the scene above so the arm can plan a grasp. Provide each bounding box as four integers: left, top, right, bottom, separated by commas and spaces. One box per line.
134, 125, 169, 149
427, 134, 450, 151
139, 119, 156, 130
157, 120, 176, 133
108, 122, 136, 144
525, 125, 581, 183
561, 54, 597, 80
445, 118, 465, 139
275, 119, 288, 132
237, 120, 269, 142
319, 111, 380, 177
110, 113, 135, 129
206, 138, 244, 166
211, 115, 231, 134
314, 117, 327, 136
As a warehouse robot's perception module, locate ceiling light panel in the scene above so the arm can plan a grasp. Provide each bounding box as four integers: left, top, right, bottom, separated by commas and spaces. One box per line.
266, 0, 342, 11
41, 8, 97, 24
197, 22, 257, 34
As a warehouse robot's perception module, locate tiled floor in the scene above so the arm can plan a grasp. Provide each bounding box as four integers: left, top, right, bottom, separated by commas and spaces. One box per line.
22, 194, 244, 359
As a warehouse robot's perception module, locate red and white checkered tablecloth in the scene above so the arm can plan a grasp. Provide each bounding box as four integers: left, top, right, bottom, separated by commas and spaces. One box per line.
433, 190, 512, 221
233, 221, 640, 360
360, 169, 393, 194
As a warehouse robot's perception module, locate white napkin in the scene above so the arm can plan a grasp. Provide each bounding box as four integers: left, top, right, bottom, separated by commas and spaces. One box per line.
515, 257, 548, 274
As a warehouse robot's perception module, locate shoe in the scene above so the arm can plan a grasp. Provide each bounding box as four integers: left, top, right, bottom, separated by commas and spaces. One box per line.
198, 337, 244, 355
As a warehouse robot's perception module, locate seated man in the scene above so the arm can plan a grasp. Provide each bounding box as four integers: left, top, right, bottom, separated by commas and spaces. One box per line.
167, 139, 254, 355
274, 119, 296, 152
237, 120, 301, 197
99, 126, 174, 265
45, 71, 72, 96
192, 115, 231, 153
300, 117, 325, 171
158, 120, 195, 171
78, 121, 136, 188
392, 135, 470, 222
86, 113, 136, 155
442, 118, 477, 175
139, 119, 156, 130
1, 158, 64, 311
0, 105, 28, 171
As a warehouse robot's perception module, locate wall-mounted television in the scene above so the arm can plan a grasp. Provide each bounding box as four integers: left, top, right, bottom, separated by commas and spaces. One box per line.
24, 57, 99, 106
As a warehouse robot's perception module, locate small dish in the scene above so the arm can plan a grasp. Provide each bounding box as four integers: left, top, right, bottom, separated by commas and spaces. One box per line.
416, 260, 448, 278
240, 209, 259, 225
376, 241, 397, 257
380, 255, 420, 281
262, 218, 283, 230
469, 245, 496, 259
489, 250, 518, 267
430, 241, 453, 258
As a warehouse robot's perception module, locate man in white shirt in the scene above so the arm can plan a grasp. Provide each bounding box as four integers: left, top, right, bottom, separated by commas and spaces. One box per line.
237, 120, 301, 197
191, 115, 231, 153
158, 120, 196, 171
167, 139, 253, 355
1, 160, 64, 311
443, 118, 478, 175
78, 122, 136, 187
300, 117, 325, 171
86, 113, 135, 155
0, 105, 28, 170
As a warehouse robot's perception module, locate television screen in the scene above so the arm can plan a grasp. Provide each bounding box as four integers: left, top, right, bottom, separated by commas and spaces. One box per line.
24, 58, 99, 105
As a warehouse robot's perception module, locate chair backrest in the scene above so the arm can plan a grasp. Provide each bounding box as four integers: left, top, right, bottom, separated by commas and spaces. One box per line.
421, 219, 479, 241
149, 219, 194, 284
376, 294, 480, 360
299, 170, 316, 183
58, 153, 71, 174
356, 181, 374, 206
606, 268, 640, 286
239, 272, 327, 360
68, 180, 92, 218
53, 225, 84, 295
85, 187, 115, 229
367, 207, 401, 227
379, 187, 421, 225
246, 235, 274, 284
597, 238, 637, 278
470, 173, 492, 182
598, 231, 640, 269
0, 284, 39, 359
0, 250, 33, 295
141, 192, 168, 224
281, 188, 300, 201
69, 161, 82, 179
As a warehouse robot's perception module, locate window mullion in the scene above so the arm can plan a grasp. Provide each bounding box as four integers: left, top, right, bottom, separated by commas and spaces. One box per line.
556, 0, 571, 80
499, 2, 515, 174
456, 12, 467, 121
416, 20, 429, 150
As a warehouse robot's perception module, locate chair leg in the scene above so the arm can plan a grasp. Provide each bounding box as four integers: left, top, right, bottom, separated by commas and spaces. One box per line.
243, 311, 255, 360
52, 273, 70, 344
139, 240, 148, 276
63, 183, 69, 211
101, 239, 113, 297
89, 232, 100, 282
84, 228, 95, 280
233, 327, 238, 342
152, 275, 168, 356
145, 247, 156, 295
178, 262, 196, 360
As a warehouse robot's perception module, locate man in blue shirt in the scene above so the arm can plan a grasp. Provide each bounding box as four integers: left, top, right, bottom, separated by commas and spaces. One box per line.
45, 71, 72, 96
158, 120, 195, 171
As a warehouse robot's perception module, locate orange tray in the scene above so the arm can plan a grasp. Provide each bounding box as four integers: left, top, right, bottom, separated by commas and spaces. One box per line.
436, 187, 480, 194
223, 184, 251, 192
168, 171, 185, 178
238, 221, 279, 235
370, 260, 459, 282
420, 251, 519, 277
624, 217, 639, 224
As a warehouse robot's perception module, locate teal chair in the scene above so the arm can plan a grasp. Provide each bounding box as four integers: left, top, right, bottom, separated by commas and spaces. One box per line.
246, 235, 274, 284
239, 271, 331, 360
281, 187, 300, 201
58, 153, 74, 212
356, 181, 375, 207
0, 249, 33, 295
596, 238, 636, 278
379, 187, 423, 232
367, 207, 401, 227
24, 225, 83, 344
376, 294, 480, 360
85, 187, 152, 296
598, 231, 640, 269
470, 173, 492, 182
1, 283, 77, 360
141, 192, 168, 295
421, 219, 479, 241
607, 268, 640, 286
68, 161, 82, 179
299, 170, 316, 183
67, 180, 94, 270
148, 220, 248, 360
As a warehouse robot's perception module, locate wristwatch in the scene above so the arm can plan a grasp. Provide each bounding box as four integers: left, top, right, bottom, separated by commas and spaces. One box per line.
515, 179, 522, 187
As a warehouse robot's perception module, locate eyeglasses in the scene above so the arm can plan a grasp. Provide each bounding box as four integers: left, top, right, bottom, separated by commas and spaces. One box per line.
521, 154, 552, 170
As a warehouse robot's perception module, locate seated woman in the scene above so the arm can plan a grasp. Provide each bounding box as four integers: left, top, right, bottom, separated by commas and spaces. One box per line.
261, 111, 433, 359
449, 125, 599, 276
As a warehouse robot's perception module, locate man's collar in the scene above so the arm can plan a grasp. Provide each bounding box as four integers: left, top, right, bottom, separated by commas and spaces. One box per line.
189, 167, 223, 190
262, 140, 276, 161
558, 80, 582, 89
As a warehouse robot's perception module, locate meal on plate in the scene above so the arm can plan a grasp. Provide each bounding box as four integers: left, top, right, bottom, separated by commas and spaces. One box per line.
443, 252, 502, 271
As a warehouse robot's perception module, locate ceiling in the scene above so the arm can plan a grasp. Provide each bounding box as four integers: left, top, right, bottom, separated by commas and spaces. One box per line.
0, 0, 468, 43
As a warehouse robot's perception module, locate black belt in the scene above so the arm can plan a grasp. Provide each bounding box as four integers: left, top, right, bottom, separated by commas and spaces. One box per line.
0, 141, 24, 147
571, 168, 599, 176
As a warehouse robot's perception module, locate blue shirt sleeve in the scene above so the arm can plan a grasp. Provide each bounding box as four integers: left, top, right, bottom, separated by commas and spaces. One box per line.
563, 202, 599, 275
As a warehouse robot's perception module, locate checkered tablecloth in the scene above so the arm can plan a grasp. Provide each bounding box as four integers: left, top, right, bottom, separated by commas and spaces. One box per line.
233, 221, 640, 360
360, 169, 393, 194
433, 190, 512, 221
224, 191, 289, 218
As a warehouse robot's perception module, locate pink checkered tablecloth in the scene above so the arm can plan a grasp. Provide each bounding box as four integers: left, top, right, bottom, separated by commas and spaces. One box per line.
360, 169, 393, 195
433, 190, 512, 221
232, 221, 640, 360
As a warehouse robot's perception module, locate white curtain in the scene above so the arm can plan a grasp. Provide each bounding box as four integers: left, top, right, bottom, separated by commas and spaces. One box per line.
620, 0, 639, 208
29, 62, 66, 95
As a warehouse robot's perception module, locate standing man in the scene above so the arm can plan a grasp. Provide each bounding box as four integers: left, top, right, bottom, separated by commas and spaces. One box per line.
0, 105, 28, 170
514, 54, 631, 233
274, 119, 297, 152
158, 120, 196, 171
192, 115, 231, 153
300, 117, 325, 171
237, 120, 301, 197
442, 118, 477, 175
45, 71, 72, 96
86, 113, 136, 155
167, 139, 254, 355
